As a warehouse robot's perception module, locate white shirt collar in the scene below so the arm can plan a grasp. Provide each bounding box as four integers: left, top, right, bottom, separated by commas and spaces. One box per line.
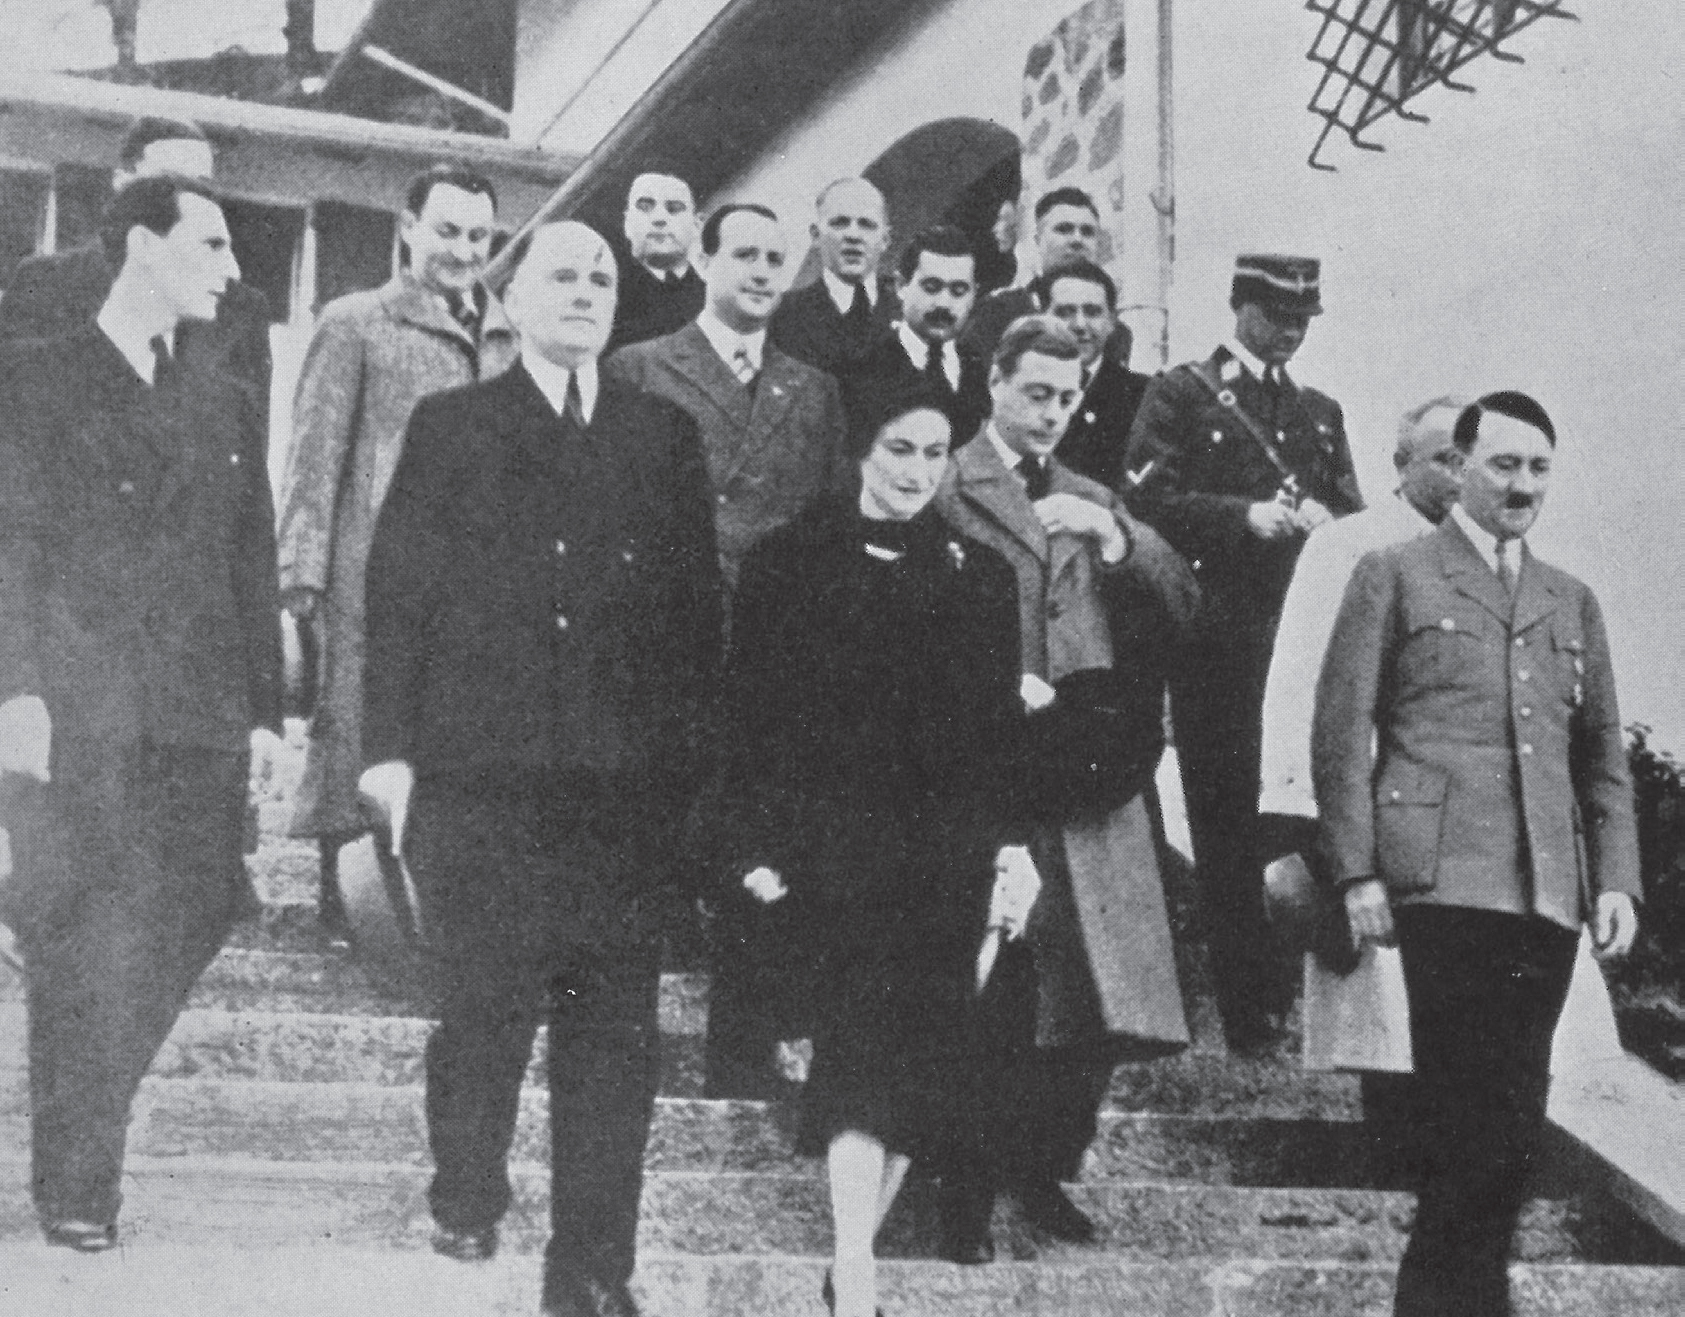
696, 307, 766, 375
895, 322, 959, 388
639, 258, 690, 285
95, 301, 173, 385
985, 422, 1033, 484
1224, 338, 1279, 384
822, 267, 876, 315
522, 351, 599, 425
1449, 502, 1520, 575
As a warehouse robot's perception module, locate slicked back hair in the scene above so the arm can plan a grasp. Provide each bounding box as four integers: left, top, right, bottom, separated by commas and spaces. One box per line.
992, 314, 1083, 379
1032, 258, 1116, 311
404, 163, 498, 217
700, 202, 779, 256
1452, 391, 1557, 453
895, 225, 975, 281
100, 174, 221, 266
1034, 187, 1098, 222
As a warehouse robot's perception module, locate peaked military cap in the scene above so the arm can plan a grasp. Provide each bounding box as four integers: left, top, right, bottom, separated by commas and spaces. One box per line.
1231, 254, 1323, 316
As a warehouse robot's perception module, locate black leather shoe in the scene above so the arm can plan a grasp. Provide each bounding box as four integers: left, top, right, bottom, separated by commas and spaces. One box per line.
542, 1270, 641, 1317
819, 1269, 883, 1317
1017, 1179, 1098, 1244
431, 1223, 497, 1262
937, 1180, 996, 1265
44, 1220, 117, 1253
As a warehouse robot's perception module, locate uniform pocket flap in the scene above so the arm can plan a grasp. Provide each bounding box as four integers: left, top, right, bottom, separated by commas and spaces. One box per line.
1375, 759, 1450, 807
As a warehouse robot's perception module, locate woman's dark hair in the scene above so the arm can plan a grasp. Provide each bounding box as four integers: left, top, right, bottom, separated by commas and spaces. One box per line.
847, 380, 955, 462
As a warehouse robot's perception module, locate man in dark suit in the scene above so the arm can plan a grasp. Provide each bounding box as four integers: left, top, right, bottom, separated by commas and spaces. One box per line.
841, 225, 991, 451
768, 176, 899, 377
609, 202, 849, 1100
1041, 260, 1152, 489
1121, 254, 1364, 1053
608, 201, 851, 595
1312, 392, 1640, 1317
958, 187, 1130, 369
606, 171, 706, 352
359, 219, 723, 1317
0, 116, 272, 403
0, 175, 282, 1252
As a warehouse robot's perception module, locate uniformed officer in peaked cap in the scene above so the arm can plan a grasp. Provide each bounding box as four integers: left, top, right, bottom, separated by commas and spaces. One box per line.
1119, 253, 1363, 1054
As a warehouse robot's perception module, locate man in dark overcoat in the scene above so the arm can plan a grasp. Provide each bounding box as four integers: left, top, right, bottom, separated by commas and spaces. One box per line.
768, 176, 899, 377
1121, 253, 1364, 1052
1041, 260, 1153, 490
840, 225, 991, 451
359, 220, 722, 1317
935, 316, 1194, 1255
1312, 392, 1639, 1317
606, 171, 706, 352
0, 116, 272, 405
0, 175, 282, 1251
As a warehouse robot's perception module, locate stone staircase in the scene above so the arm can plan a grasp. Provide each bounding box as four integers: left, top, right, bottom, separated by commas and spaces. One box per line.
0, 729, 1680, 1315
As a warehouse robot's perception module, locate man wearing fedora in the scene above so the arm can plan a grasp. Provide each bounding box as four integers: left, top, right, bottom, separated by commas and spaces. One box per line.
1121, 254, 1364, 1053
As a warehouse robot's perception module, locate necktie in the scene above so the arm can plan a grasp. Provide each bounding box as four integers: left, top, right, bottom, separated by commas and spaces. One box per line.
149, 334, 174, 388
446, 291, 479, 339
1495, 539, 1517, 595
844, 279, 872, 331
563, 372, 587, 429
731, 346, 758, 388
922, 341, 951, 393
1019, 455, 1050, 502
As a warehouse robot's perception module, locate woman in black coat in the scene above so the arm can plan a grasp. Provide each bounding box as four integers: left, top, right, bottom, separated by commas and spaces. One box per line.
722, 385, 1037, 1317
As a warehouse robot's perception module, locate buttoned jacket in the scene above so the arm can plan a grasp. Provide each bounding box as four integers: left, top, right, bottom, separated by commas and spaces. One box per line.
1122, 346, 1363, 626
275, 274, 518, 834
768, 274, 900, 379
1312, 519, 1641, 929
1055, 356, 1153, 491
607, 321, 851, 591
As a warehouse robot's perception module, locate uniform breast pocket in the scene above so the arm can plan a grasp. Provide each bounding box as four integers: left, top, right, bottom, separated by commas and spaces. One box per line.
1373, 759, 1450, 894
1550, 627, 1587, 708
1399, 613, 1494, 691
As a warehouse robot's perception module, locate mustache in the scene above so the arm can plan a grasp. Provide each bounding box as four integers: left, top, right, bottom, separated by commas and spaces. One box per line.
1505, 493, 1535, 509
922, 310, 956, 327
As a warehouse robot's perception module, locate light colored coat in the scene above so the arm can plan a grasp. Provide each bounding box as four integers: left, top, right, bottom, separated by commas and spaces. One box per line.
936, 435, 1191, 1052
276, 275, 518, 836
1312, 518, 1641, 929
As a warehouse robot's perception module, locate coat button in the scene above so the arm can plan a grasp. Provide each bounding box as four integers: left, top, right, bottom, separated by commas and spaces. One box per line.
1440, 618, 1455, 631
717, 493, 728, 505
1520, 743, 1533, 755
555, 615, 569, 631
1519, 705, 1532, 718
1517, 669, 1530, 682
230, 453, 240, 465
1390, 789, 1401, 801
555, 540, 566, 556
621, 549, 634, 563
1514, 637, 1526, 648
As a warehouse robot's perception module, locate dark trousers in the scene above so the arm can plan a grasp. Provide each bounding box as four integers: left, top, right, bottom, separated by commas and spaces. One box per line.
1390, 905, 1578, 1317
7, 745, 247, 1226
408, 777, 662, 1292
1170, 619, 1289, 1043
703, 889, 813, 1098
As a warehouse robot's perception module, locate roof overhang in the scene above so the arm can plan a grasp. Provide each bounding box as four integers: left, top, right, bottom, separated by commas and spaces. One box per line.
0, 72, 576, 220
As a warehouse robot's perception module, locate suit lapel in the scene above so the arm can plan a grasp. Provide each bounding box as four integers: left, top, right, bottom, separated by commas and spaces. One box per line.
1511, 546, 1560, 635
383, 277, 475, 352
955, 436, 1047, 562
1437, 518, 1515, 626
745, 346, 799, 445
664, 323, 755, 436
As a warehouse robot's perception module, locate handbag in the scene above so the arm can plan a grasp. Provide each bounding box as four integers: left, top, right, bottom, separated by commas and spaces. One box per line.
337, 828, 432, 1000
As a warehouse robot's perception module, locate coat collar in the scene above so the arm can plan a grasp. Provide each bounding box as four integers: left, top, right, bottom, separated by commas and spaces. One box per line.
663, 321, 801, 481
952, 428, 1048, 561
1434, 515, 1559, 632
379, 274, 516, 352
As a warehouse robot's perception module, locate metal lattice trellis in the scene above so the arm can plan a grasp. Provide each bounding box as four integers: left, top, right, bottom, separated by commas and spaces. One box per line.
1303, 0, 1577, 169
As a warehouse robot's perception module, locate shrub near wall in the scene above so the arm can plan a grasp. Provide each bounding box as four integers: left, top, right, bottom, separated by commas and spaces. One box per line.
1609, 726, 1685, 1078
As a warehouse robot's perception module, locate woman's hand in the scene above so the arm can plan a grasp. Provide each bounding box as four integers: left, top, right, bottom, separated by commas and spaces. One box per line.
989, 845, 1041, 938
743, 866, 788, 904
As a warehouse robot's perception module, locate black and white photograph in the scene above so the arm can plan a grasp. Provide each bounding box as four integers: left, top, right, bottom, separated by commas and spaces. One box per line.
1, 2, 1682, 1313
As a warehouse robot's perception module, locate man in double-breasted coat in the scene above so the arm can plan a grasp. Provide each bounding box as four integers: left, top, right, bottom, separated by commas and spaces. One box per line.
0, 176, 282, 1249
1121, 254, 1364, 1052
1313, 392, 1639, 1317
276, 165, 518, 926
935, 316, 1193, 1249
608, 203, 851, 1100
359, 220, 722, 1317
